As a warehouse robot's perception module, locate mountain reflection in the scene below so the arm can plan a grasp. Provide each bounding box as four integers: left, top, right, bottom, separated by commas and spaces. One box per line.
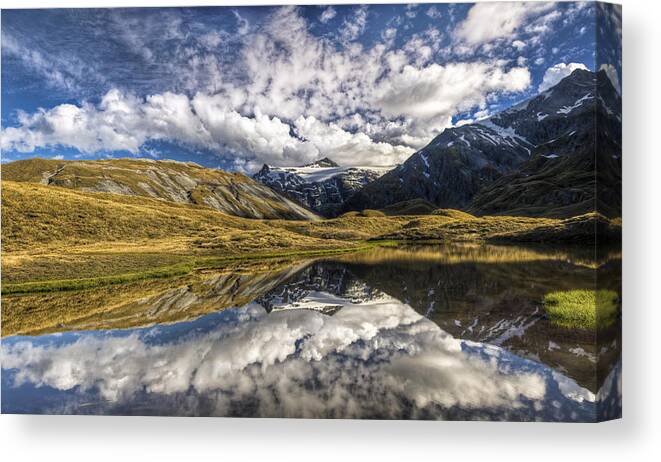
1, 244, 621, 420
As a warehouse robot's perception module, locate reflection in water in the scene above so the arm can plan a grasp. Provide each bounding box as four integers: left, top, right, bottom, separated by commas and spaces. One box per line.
1, 244, 621, 421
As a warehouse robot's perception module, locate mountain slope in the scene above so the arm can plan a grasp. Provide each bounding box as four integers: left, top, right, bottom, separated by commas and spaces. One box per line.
254, 157, 392, 217
469, 70, 621, 217
345, 69, 621, 218
2, 158, 320, 220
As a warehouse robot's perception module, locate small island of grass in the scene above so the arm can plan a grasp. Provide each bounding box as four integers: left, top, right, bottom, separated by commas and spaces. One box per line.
543, 289, 619, 330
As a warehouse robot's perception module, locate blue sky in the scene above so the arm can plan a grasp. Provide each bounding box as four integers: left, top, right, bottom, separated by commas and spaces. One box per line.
1, 2, 619, 171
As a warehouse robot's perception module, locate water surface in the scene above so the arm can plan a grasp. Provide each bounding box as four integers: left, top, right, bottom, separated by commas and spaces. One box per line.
1, 244, 621, 421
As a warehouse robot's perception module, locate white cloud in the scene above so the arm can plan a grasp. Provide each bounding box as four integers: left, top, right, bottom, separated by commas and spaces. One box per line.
1, 31, 88, 93
5, 299, 591, 419
454, 2, 555, 46
0, 87, 413, 170
339, 6, 368, 43
293, 116, 414, 166
405, 4, 418, 19
319, 6, 336, 24
524, 10, 562, 35
374, 62, 531, 128
3, 7, 533, 169
538, 62, 588, 92
198, 31, 222, 49
512, 40, 526, 51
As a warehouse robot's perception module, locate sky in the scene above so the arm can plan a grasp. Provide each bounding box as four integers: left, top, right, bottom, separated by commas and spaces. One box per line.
1, 2, 619, 171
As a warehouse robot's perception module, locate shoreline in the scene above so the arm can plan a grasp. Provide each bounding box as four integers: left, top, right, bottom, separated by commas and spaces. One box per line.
1, 242, 394, 295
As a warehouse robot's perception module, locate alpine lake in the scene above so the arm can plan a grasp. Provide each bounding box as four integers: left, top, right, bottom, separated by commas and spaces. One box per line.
1, 243, 621, 421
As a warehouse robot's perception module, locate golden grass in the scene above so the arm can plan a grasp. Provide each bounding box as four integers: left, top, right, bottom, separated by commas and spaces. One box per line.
2, 180, 246, 252
271, 215, 410, 241
1, 181, 621, 291
1, 180, 351, 253
376, 212, 621, 244
1, 158, 321, 221
431, 208, 476, 219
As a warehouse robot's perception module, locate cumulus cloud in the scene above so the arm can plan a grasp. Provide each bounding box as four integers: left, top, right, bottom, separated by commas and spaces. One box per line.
374, 63, 531, 126
538, 62, 588, 92
3, 6, 534, 169
0, 87, 414, 169
2, 89, 208, 154
293, 116, 414, 166
454, 2, 555, 46
2, 300, 595, 419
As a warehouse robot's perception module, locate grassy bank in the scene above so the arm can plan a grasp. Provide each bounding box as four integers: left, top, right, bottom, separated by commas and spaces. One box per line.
543, 289, 619, 330
1, 243, 393, 295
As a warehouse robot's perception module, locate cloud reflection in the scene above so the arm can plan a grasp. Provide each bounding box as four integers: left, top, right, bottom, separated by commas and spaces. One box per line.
2, 298, 597, 420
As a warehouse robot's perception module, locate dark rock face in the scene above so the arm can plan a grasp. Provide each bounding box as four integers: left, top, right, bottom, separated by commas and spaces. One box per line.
470, 70, 621, 218
345, 69, 622, 218
253, 159, 391, 217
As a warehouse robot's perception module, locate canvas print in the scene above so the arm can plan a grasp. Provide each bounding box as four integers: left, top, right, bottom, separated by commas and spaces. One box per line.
0, 2, 621, 421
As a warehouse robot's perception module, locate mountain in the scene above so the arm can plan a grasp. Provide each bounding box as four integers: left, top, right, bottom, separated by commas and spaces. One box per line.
469, 70, 621, 218
253, 157, 393, 217
2, 158, 320, 220
345, 69, 622, 218
257, 261, 392, 315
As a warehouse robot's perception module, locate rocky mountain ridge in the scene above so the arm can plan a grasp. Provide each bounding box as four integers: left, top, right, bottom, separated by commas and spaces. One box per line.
345, 69, 622, 218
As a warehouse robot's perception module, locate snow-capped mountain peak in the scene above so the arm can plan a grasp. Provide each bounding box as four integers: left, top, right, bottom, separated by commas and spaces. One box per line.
254, 158, 394, 217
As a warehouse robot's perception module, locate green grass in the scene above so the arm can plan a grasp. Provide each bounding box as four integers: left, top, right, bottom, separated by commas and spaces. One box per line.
1, 242, 395, 295
543, 289, 619, 330
2, 262, 195, 294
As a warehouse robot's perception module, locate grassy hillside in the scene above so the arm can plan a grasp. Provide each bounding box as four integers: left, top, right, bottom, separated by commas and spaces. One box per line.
372, 212, 619, 244
1, 181, 353, 286
380, 198, 437, 215
2, 158, 320, 220
1, 180, 621, 292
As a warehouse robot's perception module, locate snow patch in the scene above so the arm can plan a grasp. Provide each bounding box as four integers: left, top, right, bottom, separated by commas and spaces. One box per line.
478, 119, 532, 155
557, 93, 593, 115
